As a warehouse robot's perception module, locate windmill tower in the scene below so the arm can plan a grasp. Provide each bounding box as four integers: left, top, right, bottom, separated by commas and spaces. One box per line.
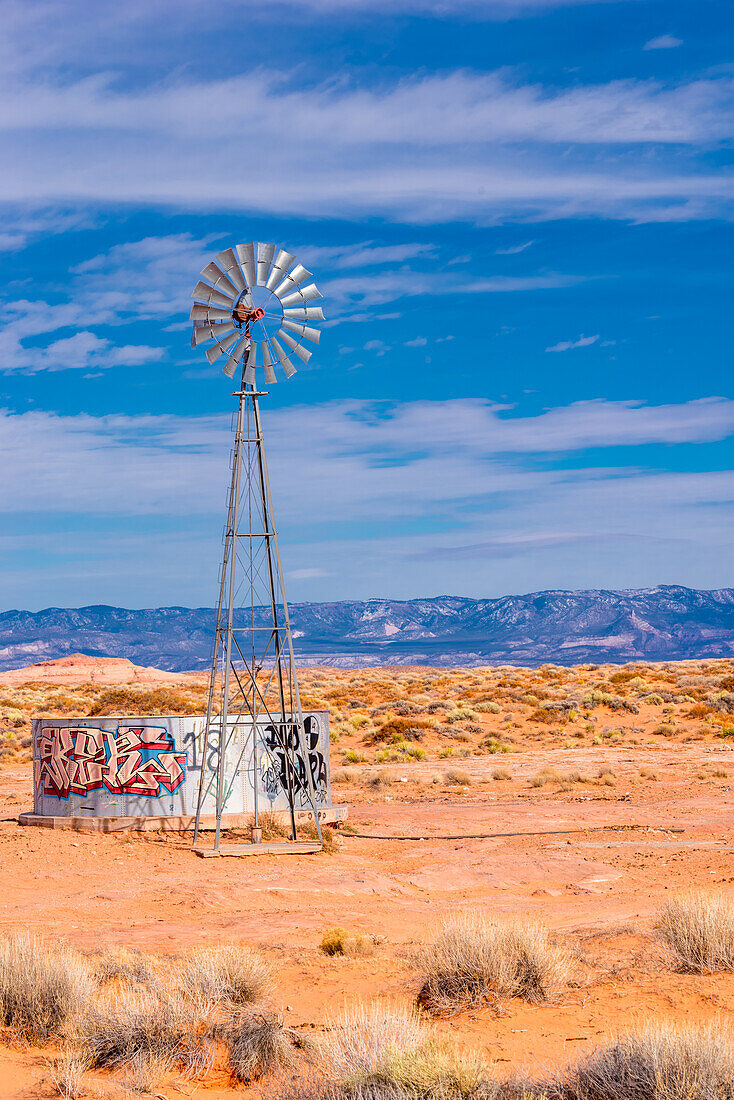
188, 242, 325, 853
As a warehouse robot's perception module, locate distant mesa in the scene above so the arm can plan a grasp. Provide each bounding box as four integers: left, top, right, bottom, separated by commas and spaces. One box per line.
0, 652, 184, 686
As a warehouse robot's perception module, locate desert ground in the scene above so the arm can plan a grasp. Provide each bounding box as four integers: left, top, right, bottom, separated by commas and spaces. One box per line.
1, 653, 734, 1098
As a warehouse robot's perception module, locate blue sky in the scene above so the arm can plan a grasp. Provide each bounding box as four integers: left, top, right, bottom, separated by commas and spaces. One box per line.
1, 0, 733, 610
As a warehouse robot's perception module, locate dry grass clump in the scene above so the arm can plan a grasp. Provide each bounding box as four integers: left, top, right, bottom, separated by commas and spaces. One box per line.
45, 1048, 91, 1100
417, 914, 569, 1015
443, 769, 472, 786
223, 1009, 304, 1083
530, 769, 588, 788
320, 928, 375, 958
492, 768, 513, 781
323, 1002, 485, 1098
175, 943, 272, 1009
656, 891, 734, 972
93, 947, 155, 987
78, 992, 213, 1078
0, 932, 93, 1042
556, 1021, 734, 1100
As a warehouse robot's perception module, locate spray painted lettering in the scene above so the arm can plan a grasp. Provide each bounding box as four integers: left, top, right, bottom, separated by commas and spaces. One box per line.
37, 725, 187, 799
262, 716, 327, 803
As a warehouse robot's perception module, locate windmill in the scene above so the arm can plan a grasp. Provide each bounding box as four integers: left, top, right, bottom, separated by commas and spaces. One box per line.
189, 242, 325, 854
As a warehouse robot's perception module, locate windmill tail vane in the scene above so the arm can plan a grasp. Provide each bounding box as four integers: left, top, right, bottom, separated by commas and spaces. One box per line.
189, 242, 325, 853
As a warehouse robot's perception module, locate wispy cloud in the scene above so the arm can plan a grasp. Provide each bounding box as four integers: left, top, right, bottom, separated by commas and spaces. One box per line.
0, 65, 732, 225
644, 34, 683, 50
495, 241, 536, 254
1, 396, 733, 604
546, 333, 600, 352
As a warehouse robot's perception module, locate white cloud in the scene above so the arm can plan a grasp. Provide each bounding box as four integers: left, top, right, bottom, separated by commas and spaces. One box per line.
1, 396, 732, 519
495, 240, 536, 254
1, 395, 733, 604
546, 333, 600, 352
404, 336, 428, 347
644, 34, 683, 50
0, 65, 731, 225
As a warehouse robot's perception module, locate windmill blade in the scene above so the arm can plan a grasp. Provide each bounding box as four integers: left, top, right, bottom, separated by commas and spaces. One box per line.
272, 263, 313, 298
281, 319, 321, 345
215, 248, 247, 293
265, 249, 296, 291
256, 242, 275, 286
270, 337, 297, 378
193, 322, 235, 347
243, 340, 257, 386
278, 329, 313, 364
283, 305, 325, 322
206, 330, 239, 364
235, 242, 256, 288
279, 283, 322, 308
190, 304, 234, 322
200, 262, 238, 299
192, 281, 237, 309
261, 342, 277, 384
223, 335, 249, 379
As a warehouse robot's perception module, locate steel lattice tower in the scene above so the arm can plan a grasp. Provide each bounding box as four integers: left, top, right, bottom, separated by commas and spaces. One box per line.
192, 346, 322, 851
189, 241, 326, 853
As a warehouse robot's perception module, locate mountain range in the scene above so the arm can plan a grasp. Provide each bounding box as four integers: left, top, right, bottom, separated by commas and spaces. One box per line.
1, 586, 733, 672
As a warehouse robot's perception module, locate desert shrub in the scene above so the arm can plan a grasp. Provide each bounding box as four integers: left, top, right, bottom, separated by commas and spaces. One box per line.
445, 707, 480, 724
557, 1021, 734, 1100
608, 670, 637, 685
320, 928, 374, 958
475, 701, 501, 713
323, 1002, 485, 1098
88, 686, 205, 716
653, 724, 676, 738
175, 943, 271, 1009
417, 914, 569, 1014
299, 821, 339, 853
481, 737, 511, 754
528, 708, 566, 725
223, 1010, 302, 1083
366, 718, 433, 745
344, 750, 367, 764
639, 767, 658, 780
492, 768, 513, 781
687, 703, 713, 719
712, 692, 734, 714
0, 933, 93, 1042
656, 892, 734, 972
443, 769, 472, 786
332, 768, 356, 784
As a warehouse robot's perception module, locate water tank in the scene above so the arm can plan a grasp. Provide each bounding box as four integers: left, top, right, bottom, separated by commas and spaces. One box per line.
21, 711, 344, 830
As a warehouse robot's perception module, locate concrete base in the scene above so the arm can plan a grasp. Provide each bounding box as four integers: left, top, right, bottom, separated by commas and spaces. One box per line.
193, 841, 323, 858
17, 804, 348, 834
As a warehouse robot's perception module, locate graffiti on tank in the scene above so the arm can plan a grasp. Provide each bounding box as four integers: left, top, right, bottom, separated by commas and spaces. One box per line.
37, 725, 187, 799
262, 716, 327, 803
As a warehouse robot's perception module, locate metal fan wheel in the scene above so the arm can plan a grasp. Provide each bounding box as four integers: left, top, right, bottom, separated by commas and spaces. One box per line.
238, 285, 284, 343
189, 241, 325, 384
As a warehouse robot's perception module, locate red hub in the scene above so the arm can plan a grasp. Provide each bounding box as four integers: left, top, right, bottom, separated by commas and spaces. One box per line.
233, 303, 265, 325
